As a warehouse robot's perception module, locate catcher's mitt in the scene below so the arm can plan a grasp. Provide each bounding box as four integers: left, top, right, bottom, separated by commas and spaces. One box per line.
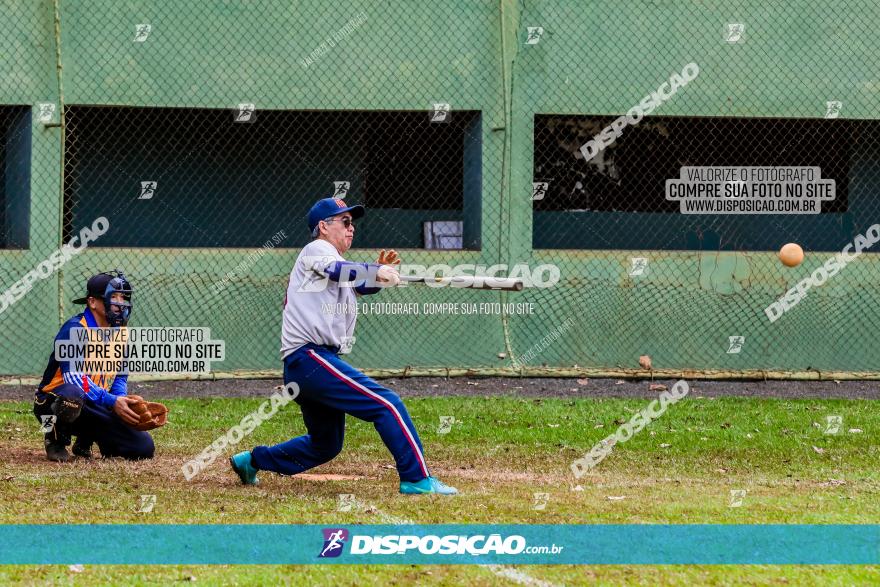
126, 395, 168, 431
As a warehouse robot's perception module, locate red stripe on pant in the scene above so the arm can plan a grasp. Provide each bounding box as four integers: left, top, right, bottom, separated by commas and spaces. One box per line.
307, 350, 429, 478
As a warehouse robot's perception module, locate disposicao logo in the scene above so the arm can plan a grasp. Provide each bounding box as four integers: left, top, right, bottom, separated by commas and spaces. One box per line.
318, 531, 563, 557
349, 533, 528, 555
318, 528, 349, 558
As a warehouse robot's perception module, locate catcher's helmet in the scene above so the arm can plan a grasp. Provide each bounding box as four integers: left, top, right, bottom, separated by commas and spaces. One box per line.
72, 269, 133, 327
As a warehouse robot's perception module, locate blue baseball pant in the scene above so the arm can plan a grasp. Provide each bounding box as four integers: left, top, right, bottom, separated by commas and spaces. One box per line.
251, 344, 430, 482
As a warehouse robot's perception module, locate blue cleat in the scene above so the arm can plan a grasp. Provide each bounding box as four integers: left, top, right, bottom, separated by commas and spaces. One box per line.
400, 476, 458, 495
230, 451, 259, 485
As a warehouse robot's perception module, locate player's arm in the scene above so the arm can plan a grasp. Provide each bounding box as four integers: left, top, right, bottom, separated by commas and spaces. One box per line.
345, 249, 401, 294
60, 361, 114, 409
367, 249, 401, 292
108, 373, 128, 397
309, 255, 399, 293
317, 260, 383, 294
67, 367, 138, 424
57, 325, 138, 423
57, 324, 114, 409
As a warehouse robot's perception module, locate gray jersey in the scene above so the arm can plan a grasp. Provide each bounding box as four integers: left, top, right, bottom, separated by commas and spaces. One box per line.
280, 239, 357, 359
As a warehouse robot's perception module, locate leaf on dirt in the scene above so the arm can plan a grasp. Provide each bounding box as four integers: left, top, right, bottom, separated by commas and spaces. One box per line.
615, 380, 625, 385
577, 378, 589, 385
2, 476, 13, 482
648, 383, 667, 392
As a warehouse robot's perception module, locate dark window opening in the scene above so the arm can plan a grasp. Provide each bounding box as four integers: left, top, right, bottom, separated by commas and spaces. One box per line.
533, 115, 877, 251
1, 106, 31, 249
64, 107, 482, 249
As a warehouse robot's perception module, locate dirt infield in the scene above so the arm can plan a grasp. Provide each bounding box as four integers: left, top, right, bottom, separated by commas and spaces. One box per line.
3, 376, 878, 401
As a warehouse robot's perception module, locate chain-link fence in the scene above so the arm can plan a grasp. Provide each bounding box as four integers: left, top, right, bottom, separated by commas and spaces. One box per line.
514, 0, 880, 376
2, 0, 880, 380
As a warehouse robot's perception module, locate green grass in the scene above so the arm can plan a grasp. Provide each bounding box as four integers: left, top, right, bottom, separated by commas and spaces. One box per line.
0, 394, 878, 585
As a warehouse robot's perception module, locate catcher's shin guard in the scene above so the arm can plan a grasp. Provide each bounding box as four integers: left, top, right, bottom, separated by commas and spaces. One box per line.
51, 394, 84, 424
34, 393, 73, 462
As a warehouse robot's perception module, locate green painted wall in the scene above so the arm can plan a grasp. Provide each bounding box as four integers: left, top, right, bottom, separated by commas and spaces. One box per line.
0, 0, 64, 378
507, 0, 880, 374
1, 0, 879, 377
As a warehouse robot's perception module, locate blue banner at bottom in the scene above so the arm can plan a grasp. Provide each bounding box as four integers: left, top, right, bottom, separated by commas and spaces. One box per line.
1, 525, 877, 565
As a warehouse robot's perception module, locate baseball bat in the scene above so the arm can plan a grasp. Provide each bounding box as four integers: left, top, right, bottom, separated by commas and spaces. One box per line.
398, 274, 524, 291
306, 264, 524, 291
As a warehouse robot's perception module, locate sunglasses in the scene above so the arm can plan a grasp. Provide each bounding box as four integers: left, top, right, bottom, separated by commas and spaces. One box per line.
324, 217, 354, 228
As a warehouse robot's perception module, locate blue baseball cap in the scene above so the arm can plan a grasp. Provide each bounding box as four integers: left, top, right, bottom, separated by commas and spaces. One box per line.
307, 198, 365, 233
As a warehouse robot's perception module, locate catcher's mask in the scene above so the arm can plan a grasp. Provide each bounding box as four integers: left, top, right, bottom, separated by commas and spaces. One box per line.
103, 271, 133, 327
73, 269, 134, 327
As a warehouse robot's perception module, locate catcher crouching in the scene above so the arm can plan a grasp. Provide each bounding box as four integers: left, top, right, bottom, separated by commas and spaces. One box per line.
33, 270, 167, 462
